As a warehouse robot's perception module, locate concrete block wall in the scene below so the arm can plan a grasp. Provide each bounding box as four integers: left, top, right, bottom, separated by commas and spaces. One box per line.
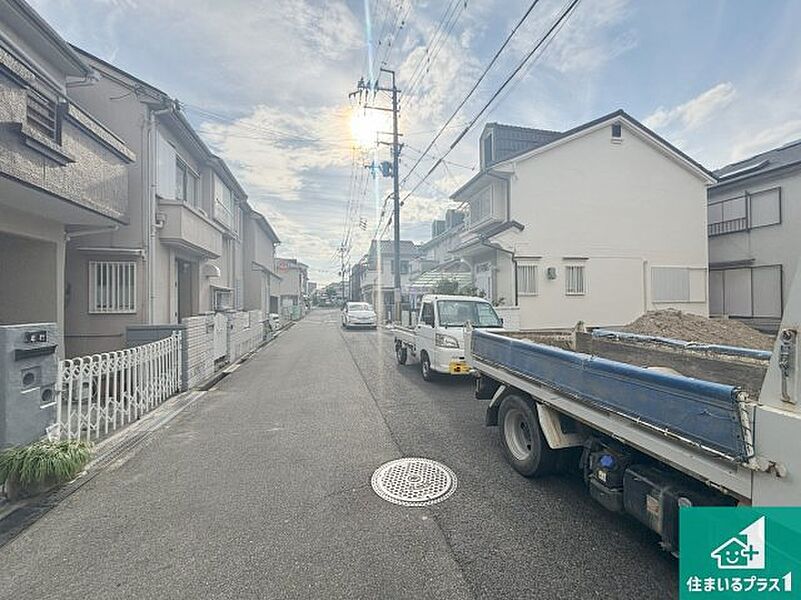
495, 306, 521, 331
228, 310, 263, 362
182, 315, 215, 390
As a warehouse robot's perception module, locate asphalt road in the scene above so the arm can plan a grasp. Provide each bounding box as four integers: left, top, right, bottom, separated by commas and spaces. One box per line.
1, 309, 677, 599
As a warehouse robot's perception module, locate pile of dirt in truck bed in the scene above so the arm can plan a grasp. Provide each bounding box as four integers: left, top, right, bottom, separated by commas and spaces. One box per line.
619, 310, 774, 350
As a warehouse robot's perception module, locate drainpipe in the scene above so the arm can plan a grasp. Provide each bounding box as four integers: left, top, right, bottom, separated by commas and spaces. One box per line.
146, 102, 176, 323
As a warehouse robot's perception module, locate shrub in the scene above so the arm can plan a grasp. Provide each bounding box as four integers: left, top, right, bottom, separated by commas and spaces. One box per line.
0, 440, 92, 489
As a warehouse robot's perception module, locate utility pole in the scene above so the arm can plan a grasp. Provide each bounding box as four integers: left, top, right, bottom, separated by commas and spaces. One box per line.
339, 245, 347, 304
349, 68, 402, 322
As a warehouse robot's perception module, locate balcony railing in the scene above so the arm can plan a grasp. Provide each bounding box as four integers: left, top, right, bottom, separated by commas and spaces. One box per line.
708, 217, 748, 236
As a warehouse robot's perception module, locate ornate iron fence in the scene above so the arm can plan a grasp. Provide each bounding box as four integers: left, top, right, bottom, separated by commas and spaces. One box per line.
54, 333, 182, 441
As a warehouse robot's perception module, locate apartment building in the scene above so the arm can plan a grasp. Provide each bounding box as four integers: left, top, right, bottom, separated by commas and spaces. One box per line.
708, 140, 801, 332
0, 0, 134, 352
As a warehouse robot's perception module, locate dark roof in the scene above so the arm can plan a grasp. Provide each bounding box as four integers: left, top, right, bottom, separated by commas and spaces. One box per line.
713, 139, 801, 185
484, 122, 562, 167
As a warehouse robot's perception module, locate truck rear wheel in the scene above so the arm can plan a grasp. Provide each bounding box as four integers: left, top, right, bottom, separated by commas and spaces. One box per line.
395, 343, 408, 365
499, 394, 558, 477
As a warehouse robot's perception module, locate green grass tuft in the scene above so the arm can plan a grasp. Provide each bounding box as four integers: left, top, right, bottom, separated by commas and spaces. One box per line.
0, 440, 93, 487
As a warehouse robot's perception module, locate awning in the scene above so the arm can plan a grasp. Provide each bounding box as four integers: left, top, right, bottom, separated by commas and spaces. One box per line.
407, 260, 472, 292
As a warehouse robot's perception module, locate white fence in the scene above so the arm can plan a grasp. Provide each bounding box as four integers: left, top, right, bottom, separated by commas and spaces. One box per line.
55, 333, 182, 441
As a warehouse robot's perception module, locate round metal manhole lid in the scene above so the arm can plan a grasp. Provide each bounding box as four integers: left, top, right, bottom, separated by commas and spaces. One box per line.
370, 458, 457, 507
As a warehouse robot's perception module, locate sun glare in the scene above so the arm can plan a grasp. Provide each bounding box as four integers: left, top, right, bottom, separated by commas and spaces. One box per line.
350, 109, 384, 149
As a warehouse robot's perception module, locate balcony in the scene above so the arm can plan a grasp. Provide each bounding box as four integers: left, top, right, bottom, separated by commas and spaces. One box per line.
0, 55, 134, 225
159, 201, 223, 258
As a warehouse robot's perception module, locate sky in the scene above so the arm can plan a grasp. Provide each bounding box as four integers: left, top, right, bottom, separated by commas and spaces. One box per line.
30, 0, 801, 285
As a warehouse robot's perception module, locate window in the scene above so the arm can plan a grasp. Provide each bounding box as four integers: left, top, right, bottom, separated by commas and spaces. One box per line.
420, 302, 434, 326
611, 123, 622, 138
175, 159, 199, 207
212, 287, 233, 311
708, 195, 747, 235
436, 300, 502, 328
708, 189, 781, 236
469, 187, 492, 225
709, 265, 782, 318
517, 264, 538, 295
214, 175, 235, 228
89, 261, 136, 313
749, 188, 781, 228
26, 89, 60, 142
565, 265, 586, 295
651, 267, 706, 303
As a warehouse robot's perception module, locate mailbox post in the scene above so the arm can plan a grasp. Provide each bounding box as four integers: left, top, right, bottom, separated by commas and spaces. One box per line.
0, 323, 59, 447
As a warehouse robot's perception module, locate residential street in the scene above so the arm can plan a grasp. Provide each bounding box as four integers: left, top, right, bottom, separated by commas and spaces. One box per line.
1, 309, 676, 600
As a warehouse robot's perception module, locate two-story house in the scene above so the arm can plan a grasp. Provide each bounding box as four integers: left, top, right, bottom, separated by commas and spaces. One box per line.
242, 207, 281, 318
275, 257, 308, 314
62, 48, 252, 355
359, 239, 420, 317
452, 110, 715, 330
0, 0, 135, 351
707, 140, 801, 332
407, 212, 469, 302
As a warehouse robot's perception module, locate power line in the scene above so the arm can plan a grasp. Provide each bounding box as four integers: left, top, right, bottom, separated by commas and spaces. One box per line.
400, 0, 582, 205
399, 0, 543, 189
402, 0, 459, 96
404, 0, 466, 99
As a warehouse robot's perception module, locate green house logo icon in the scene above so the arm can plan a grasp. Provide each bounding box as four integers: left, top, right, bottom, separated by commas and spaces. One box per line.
710, 517, 765, 570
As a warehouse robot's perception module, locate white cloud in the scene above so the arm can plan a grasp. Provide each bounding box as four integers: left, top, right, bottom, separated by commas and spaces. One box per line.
730, 119, 801, 162
644, 82, 736, 131
540, 0, 636, 74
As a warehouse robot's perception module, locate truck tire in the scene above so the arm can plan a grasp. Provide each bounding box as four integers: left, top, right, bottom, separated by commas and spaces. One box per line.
420, 351, 434, 382
499, 393, 558, 477
395, 343, 408, 365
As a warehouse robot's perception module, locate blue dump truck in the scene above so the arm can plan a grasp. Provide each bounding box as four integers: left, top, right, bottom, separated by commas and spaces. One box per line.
465, 267, 801, 553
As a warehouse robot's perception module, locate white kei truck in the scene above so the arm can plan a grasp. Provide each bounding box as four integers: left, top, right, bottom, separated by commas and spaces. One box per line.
393, 295, 503, 381
463, 264, 801, 553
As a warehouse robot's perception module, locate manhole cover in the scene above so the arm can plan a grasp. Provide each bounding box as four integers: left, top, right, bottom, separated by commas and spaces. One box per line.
370, 458, 457, 507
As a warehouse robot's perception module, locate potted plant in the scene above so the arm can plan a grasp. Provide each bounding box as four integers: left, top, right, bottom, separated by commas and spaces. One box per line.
0, 440, 92, 501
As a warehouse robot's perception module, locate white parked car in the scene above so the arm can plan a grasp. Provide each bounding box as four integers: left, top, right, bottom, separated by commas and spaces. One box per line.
341, 302, 378, 329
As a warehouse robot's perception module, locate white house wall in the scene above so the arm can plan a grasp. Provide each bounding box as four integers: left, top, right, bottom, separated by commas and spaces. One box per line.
504, 122, 709, 329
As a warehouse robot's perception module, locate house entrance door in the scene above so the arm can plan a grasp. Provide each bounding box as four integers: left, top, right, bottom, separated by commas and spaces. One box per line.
176, 259, 194, 321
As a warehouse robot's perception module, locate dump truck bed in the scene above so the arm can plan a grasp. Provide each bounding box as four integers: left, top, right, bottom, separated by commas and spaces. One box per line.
465, 328, 766, 498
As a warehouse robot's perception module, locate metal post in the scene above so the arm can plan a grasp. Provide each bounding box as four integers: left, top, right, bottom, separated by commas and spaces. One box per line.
390, 70, 401, 323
